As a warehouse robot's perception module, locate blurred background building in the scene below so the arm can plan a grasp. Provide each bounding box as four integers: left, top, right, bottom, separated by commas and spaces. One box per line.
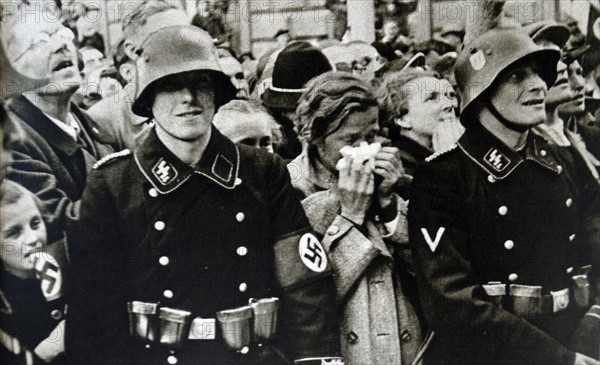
21, 0, 600, 60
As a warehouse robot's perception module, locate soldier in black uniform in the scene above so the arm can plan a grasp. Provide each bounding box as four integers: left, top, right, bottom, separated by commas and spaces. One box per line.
408, 28, 600, 365
65, 25, 342, 365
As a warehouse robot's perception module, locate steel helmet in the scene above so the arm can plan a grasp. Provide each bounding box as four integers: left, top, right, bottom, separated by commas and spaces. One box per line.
454, 27, 560, 122
132, 25, 237, 117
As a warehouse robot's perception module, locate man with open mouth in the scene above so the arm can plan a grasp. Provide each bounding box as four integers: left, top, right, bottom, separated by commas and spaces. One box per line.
2, 1, 114, 243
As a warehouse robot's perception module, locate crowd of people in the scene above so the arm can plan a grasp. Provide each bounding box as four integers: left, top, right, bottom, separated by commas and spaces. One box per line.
1, 0, 600, 364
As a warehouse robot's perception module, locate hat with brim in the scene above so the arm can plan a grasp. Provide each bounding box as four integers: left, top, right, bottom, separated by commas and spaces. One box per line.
563, 44, 591, 64
261, 41, 332, 109
430, 37, 457, 55
273, 29, 289, 39
524, 22, 571, 49
375, 52, 425, 78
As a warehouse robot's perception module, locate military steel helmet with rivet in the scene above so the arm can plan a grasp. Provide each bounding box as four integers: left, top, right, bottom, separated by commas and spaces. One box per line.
454, 27, 560, 123
132, 25, 237, 118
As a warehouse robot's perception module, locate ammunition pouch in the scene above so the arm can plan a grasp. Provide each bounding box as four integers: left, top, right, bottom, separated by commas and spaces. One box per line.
127, 297, 279, 354
481, 265, 593, 319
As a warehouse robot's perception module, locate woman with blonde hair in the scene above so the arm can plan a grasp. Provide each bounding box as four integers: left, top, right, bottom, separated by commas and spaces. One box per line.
377, 68, 462, 178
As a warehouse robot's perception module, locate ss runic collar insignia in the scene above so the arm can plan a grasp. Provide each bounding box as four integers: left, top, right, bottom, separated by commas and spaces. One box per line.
484, 148, 510, 172
152, 158, 178, 185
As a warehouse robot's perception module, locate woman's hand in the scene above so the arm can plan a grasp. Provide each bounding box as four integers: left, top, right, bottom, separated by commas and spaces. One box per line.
338, 156, 375, 226
373, 146, 403, 207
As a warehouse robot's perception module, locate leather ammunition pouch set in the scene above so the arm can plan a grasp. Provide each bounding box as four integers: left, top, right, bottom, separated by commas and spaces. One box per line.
127, 297, 279, 354
482, 266, 593, 319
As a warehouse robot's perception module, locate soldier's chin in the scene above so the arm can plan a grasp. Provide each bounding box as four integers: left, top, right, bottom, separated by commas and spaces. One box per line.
529, 112, 546, 126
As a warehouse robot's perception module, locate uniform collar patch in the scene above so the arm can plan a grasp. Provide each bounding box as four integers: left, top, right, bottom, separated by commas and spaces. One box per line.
135, 127, 239, 194
458, 123, 560, 179
211, 154, 234, 183
152, 157, 179, 185
483, 148, 510, 172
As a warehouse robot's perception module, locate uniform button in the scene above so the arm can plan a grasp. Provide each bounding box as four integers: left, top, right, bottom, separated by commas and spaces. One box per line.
154, 221, 166, 231
327, 225, 340, 235
235, 178, 243, 186
557, 165, 563, 174
159, 256, 170, 266
565, 198, 573, 207
374, 215, 381, 222
569, 234, 576, 242
401, 330, 411, 342
239, 283, 247, 292
236, 246, 248, 256
566, 267, 574, 274
504, 240, 514, 250
508, 273, 518, 282
167, 355, 178, 364
240, 346, 249, 355
163, 290, 174, 299
540, 150, 547, 157
487, 175, 496, 183
498, 206, 508, 216
236, 212, 245, 222
51, 309, 62, 320
149, 188, 158, 198
346, 331, 358, 345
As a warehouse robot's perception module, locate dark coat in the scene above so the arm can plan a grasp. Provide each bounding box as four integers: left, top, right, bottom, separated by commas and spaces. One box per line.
0, 273, 66, 365
0, 241, 68, 365
5, 95, 114, 241
65, 127, 340, 365
577, 121, 600, 168
408, 122, 600, 365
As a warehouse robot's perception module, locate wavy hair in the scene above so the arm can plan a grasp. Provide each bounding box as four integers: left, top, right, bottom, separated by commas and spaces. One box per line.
1, 181, 49, 222
295, 72, 378, 165
376, 68, 439, 138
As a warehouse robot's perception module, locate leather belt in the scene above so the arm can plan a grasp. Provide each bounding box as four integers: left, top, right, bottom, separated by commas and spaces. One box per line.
128, 297, 279, 353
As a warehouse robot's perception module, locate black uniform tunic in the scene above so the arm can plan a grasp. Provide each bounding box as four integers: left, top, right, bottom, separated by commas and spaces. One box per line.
66, 127, 340, 365
408, 122, 600, 365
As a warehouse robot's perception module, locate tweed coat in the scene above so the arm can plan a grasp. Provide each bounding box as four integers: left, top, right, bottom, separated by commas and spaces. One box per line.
66, 127, 341, 365
409, 122, 600, 365
288, 152, 429, 365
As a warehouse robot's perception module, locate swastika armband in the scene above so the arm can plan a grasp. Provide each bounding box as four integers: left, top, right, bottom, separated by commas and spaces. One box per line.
298, 233, 328, 273
274, 230, 331, 289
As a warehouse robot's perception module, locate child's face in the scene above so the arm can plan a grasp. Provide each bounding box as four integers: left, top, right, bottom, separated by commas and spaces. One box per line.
1, 194, 47, 278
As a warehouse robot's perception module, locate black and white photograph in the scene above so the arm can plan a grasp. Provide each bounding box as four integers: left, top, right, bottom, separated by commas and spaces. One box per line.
0, 0, 599, 364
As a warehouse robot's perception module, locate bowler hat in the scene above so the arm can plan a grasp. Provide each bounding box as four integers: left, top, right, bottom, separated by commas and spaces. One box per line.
261, 42, 332, 109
